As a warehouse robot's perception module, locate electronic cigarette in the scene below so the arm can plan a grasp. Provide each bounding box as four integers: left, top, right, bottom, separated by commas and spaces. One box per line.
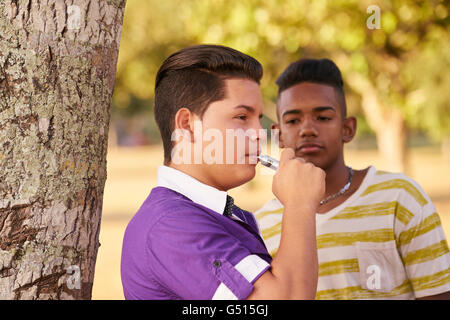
258, 154, 279, 171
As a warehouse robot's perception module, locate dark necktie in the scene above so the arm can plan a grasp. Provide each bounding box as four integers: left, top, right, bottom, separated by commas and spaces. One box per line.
223, 195, 235, 217
223, 195, 267, 248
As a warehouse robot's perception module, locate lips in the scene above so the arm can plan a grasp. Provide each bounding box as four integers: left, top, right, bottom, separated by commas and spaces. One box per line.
297, 142, 323, 154
245, 150, 261, 164
246, 153, 259, 161
245, 147, 261, 157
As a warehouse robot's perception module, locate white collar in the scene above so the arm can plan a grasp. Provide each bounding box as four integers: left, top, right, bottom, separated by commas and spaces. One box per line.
156, 165, 228, 215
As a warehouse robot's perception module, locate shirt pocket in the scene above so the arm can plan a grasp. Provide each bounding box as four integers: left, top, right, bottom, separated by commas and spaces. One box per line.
355, 240, 407, 293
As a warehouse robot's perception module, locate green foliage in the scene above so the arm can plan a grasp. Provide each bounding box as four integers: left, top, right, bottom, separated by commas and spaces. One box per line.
114, 0, 450, 141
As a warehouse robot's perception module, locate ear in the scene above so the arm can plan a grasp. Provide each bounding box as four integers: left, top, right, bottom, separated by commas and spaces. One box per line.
174, 108, 195, 142
271, 123, 285, 148
342, 116, 357, 144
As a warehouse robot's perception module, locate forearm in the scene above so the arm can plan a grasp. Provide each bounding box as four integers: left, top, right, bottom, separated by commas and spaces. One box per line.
272, 204, 318, 299
248, 149, 323, 300
248, 204, 318, 300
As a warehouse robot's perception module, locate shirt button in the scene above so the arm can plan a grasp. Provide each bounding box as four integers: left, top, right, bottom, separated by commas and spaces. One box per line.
213, 260, 221, 268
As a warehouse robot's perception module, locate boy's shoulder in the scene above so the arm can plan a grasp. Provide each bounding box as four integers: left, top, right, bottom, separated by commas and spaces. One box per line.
126, 187, 218, 233
137, 186, 194, 216
369, 167, 415, 184
361, 166, 431, 208
254, 166, 432, 216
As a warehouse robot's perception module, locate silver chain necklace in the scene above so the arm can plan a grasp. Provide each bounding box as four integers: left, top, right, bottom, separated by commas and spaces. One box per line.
320, 167, 353, 205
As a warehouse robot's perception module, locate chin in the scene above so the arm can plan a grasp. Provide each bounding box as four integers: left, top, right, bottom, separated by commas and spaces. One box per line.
243, 163, 257, 178
226, 164, 256, 189
295, 153, 323, 167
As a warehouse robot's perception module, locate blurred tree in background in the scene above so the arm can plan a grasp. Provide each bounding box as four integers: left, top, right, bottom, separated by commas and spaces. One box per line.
112, 0, 449, 172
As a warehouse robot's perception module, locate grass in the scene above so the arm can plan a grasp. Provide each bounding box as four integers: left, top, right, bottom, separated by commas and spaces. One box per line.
91, 145, 450, 299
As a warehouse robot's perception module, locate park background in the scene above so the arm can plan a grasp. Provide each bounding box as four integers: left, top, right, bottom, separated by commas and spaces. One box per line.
91, 0, 450, 299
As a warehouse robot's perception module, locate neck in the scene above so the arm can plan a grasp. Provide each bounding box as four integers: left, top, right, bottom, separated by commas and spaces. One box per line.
167, 162, 225, 191
323, 157, 349, 199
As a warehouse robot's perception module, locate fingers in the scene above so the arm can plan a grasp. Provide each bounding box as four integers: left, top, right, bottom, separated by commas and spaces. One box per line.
272, 149, 325, 208
280, 148, 306, 167
279, 148, 296, 164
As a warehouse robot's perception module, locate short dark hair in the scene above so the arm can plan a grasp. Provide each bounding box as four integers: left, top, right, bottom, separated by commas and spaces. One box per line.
154, 44, 263, 164
275, 58, 347, 117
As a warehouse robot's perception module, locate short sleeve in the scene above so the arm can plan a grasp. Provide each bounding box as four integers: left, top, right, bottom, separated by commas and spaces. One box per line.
147, 206, 271, 300
395, 196, 450, 298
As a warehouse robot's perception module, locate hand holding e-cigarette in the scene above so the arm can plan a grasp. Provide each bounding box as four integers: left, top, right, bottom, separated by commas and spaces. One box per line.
270, 148, 325, 209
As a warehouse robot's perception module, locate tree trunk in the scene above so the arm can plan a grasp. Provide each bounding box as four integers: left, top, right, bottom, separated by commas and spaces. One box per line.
346, 73, 409, 173
0, 0, 126, 299
442, 137, 450, 160
373, 110, 408, 173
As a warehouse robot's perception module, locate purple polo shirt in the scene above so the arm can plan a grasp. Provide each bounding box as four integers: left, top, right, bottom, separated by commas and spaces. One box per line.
121, 166, 272, 300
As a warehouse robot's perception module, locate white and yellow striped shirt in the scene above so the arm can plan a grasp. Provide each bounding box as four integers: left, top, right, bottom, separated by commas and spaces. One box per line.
255, 166, 450, 299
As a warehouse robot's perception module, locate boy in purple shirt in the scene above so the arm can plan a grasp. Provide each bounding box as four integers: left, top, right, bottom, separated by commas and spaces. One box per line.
121, 45, 325, 300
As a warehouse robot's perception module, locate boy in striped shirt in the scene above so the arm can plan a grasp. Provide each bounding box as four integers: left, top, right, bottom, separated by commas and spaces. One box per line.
256, 58, 450, 299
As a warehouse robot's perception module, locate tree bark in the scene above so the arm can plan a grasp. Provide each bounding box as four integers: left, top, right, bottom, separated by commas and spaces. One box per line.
375, 110, 408, 173
346, 72, 409, 173
0, 0, 126, 299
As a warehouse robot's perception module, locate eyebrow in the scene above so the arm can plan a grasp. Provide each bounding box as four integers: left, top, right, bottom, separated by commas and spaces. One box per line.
281, 106, 336, 118
235, 105, 263, 119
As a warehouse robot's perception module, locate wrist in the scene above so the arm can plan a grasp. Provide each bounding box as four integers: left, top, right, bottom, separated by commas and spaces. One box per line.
284, 201, 318, 215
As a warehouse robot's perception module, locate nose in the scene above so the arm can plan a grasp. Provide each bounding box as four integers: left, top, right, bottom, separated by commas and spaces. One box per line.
299, 116, 318, 138
247, 118, 266, 141
247, 120, 266, 155
256, 121, 267, 142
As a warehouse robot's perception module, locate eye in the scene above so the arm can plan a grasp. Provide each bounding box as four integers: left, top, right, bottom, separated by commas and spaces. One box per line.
318, 116, 331, 121
286, 118, 299, 125
235, 114, 248, 121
